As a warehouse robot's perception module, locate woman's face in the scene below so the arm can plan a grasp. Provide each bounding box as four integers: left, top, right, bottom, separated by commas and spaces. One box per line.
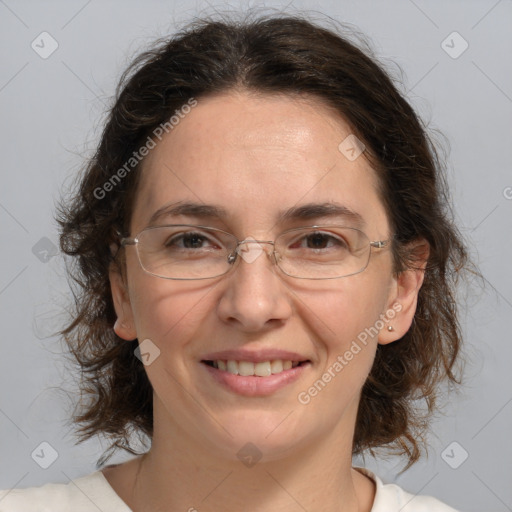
111, 91, 408, 462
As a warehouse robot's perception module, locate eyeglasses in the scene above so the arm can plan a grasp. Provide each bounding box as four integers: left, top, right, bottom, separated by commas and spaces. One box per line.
119, 224, 391, 280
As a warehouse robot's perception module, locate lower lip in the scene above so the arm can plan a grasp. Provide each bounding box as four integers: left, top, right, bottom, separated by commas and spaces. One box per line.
201, 362, 310, 397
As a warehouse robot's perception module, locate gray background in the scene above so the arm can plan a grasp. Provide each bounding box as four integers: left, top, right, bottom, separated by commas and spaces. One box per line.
0, 1, 511, 511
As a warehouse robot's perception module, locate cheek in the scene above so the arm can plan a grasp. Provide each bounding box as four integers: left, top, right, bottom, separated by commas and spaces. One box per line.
128, 272, 215, 348
294, 279, 390, 415
297, 274, 391, 349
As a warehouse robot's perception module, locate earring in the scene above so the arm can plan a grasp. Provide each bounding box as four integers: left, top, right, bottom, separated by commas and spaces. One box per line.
387, 325, 394, 332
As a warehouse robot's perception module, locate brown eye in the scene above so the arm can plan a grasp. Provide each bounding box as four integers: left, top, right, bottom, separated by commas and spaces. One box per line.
290, 231, 349, 251
166, 232, 212, 249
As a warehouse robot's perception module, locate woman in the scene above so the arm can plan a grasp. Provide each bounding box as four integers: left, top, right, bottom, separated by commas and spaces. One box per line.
0, 14, 468, 511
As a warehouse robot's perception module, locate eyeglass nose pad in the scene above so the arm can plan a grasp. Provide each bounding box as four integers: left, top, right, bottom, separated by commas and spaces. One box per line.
236, 238, 266, 264
226, 241, 278, 267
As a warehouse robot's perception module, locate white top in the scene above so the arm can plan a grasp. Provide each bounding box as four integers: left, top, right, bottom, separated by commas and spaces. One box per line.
0, 467, 460, 511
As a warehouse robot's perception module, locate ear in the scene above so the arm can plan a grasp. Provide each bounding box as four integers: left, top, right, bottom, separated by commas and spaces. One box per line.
378, 238, 430, 345
109, 262, 138, 341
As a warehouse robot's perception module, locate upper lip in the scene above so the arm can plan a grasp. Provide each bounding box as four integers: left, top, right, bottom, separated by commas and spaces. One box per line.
201, 349, 310, 363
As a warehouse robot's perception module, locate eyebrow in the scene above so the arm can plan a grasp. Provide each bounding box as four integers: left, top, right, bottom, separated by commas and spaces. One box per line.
278, 202, 365, 228
147, 201, 365, 228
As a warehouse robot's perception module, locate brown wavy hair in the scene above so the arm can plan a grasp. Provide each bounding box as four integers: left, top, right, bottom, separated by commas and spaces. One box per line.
57, 13, 470, 469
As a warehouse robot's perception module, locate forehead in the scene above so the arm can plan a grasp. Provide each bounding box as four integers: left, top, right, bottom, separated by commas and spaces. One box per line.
131, 91, 388, 236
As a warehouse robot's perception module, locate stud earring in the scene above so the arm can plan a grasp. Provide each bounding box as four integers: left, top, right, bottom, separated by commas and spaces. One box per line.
387, 325, 394, 332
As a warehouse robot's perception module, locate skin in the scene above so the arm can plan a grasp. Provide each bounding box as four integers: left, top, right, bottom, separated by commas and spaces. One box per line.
106, 90, 427, 512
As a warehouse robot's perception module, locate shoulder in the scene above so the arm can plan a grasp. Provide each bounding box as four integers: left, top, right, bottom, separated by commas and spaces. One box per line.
0, 470, 131, 512
355, 467, 461, 512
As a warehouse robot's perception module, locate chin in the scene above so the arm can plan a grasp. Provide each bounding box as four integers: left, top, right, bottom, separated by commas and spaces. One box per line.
200, 409, 311, 463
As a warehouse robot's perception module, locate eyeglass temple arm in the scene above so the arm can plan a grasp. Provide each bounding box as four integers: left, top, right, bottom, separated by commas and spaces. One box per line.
370, 240, 391, 249
120, 238, 136, 246
115, 229, 136, 247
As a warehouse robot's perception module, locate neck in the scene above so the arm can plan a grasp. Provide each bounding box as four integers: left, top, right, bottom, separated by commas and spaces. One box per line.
124, 399, 374, 512
133, 449, 362, 512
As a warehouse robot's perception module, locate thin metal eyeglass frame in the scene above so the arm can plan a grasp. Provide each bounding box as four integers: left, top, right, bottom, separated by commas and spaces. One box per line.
118, 224, 391, 280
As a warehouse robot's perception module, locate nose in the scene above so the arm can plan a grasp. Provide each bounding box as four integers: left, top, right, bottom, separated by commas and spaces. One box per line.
216, 239, 293, 332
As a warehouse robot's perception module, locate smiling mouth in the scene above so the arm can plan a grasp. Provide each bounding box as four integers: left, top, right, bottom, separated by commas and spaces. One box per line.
201, 359, 310, 377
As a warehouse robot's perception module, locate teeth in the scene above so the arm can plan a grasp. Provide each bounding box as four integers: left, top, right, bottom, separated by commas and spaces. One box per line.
238, 361, 255, 376
211, 359, 302, 376
254, 361, 272, 377
271, 360, 283, 373
227, 360, 239, 375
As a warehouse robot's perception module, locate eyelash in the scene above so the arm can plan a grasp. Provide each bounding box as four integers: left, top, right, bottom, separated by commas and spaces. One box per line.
163, 229, 349, 251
